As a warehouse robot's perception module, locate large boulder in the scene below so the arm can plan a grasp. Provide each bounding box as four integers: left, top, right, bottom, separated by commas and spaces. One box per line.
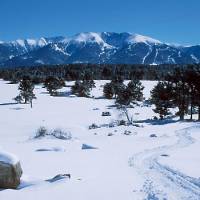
0, 151, 23, 189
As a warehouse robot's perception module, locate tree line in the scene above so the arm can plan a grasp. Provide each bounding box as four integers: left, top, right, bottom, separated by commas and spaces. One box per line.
8, 64, 200, 121
0, 63, 199, 83
151, 68, 200, 120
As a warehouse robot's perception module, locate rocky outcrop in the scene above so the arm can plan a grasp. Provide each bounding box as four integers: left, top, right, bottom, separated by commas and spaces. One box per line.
0, 151, 23, 189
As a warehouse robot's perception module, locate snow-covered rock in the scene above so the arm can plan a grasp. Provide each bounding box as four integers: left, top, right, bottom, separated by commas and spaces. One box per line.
0, 151, 23, 189
82, 144, 98, 150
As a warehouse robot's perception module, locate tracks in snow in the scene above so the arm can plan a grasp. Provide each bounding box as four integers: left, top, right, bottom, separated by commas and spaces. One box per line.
129, 126, 200, 200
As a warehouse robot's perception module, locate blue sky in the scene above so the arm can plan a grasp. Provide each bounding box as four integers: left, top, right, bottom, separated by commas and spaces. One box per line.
0, 0, 199, 45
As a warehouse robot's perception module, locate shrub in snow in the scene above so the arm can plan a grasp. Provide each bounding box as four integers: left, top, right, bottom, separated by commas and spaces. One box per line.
123, 130, 131, 135
89, 123, 100, 129
34, 127, 72, 140
51, 128, 72, 140
0, 151, 23, 189
35, 126, 48, 138
150, 134, 157, 138
108, 122, 117, 128
93, 108, 99, 110
118, 120, 126, 126
102, 112, 111, 116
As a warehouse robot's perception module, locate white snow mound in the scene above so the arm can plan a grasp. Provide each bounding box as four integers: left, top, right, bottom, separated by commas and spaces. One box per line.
0, 150, 19, 165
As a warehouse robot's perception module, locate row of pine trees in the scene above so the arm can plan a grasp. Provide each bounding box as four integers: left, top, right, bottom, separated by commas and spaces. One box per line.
14, 68, 200, 121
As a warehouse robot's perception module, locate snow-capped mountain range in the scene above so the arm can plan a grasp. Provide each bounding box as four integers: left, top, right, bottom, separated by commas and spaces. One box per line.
0, 32, 200, 67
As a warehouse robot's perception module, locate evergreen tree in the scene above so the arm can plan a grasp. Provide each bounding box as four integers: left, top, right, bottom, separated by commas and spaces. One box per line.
115, 79, 144, 125
116, 79, 144, 106
103, 83, 115, 99
185, 70, 197, 120
111, 76, 125, 98
44, 76, 65, 96
191, 70, 200, 120
102, 67, 112, 79
71, 80, 90, 97
151, 82, 173, 119
16, 77, 36, 108
171, 70, 190, 120
127, 80, 144, 102
116, 87, 132, 106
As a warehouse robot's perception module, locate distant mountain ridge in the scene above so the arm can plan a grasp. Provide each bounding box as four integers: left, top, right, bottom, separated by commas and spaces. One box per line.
0, 32, 200, 67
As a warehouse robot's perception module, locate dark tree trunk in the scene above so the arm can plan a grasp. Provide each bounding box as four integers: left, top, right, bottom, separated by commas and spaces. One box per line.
190, 104, 193, 120
179, 107, 184, 120
180, 114, 184, 120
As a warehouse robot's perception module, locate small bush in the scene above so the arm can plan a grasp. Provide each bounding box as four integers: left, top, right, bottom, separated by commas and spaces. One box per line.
102, 112, 111, 116
51, 128, 72, 140
89, 123, 100, 129
124, 130, 131, 135
34, 127, 72, 140
118, 120, 126, 126
35, 126, 48, 138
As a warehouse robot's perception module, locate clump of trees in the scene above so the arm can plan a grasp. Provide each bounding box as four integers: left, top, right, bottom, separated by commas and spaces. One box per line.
103, 76, 144, 125
71, 80, 91, 97
151, 69, 200, 120
71, 71, 95, 97
44, 76, 65, 96
103, 76, 124, 99
14, 76, 36, 108
115, 79, 144, 125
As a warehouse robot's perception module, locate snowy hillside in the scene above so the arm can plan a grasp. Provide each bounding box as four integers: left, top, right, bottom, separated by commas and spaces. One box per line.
0, 80, 200, 200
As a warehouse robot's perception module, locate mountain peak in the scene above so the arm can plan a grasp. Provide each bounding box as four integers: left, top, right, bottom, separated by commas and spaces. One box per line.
128, 34, 161, 44
0, 32, 199, 67
72, 32, 104, 44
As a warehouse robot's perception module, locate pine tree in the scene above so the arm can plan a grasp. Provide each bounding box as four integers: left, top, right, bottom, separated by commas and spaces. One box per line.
103, 83, 114, 99
191, 69, 200, 120
16, 77, 36, 108
115, 79, 144, 124
127, 80, 144, 102
71, 80, 90, 97
111, 76, 125, 98
171, 70, 190, 120
185, 70, 197, 120
44, 76, 65, 96
151, 82, 173, 119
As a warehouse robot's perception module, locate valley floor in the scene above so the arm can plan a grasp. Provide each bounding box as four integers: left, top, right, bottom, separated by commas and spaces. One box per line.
0, 80, 199, 200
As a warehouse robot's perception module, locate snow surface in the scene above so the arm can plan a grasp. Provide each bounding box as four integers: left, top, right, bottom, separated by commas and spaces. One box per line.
0, 80, 199, 200
0, 150, 19, 165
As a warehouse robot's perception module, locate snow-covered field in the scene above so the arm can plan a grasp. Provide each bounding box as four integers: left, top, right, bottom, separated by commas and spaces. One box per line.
0, 80, 200, 200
